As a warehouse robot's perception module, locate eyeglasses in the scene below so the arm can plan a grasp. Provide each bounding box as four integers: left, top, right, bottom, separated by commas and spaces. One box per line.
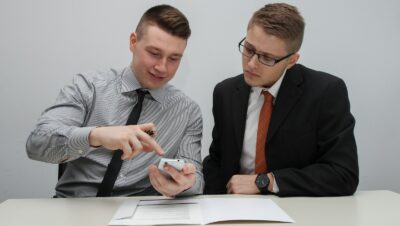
238, 38, 293, 67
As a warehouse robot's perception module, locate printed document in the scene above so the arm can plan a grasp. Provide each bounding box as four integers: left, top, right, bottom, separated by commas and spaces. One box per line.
109, 197, 294, 225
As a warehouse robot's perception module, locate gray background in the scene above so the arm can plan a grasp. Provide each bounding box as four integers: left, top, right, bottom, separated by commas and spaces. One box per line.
1, 0, 399, 202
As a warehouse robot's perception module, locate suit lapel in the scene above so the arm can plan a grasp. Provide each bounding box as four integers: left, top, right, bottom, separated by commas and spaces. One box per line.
232, 76, 251, 152
267, 65, 303, 142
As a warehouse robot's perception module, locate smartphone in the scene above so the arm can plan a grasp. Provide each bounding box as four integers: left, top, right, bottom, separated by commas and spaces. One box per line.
158, 158, 185, 176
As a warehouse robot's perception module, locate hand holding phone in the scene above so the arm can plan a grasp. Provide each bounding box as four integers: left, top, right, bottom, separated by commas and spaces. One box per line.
158, 158, 185, 176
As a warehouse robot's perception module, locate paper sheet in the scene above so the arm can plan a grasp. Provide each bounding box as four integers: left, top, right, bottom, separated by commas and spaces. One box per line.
109, 197, 294, 225
201, 197, 294, 224
110, 199, 202, 225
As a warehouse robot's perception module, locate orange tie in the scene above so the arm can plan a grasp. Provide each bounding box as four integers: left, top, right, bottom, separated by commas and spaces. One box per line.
255, 91, 273, 174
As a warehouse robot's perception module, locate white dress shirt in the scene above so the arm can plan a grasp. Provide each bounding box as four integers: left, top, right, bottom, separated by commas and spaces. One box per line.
240, 71, 287, 193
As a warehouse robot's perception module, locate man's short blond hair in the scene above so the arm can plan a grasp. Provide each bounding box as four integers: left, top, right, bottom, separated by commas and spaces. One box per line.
248, 3, 305, 53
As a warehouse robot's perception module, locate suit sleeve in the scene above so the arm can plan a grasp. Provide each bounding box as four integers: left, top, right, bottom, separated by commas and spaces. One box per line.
273, 78, 359, 196
202, 84, 226, 194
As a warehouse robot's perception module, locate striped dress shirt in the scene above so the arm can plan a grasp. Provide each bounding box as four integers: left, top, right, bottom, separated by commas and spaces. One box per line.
26, 65, 204, 197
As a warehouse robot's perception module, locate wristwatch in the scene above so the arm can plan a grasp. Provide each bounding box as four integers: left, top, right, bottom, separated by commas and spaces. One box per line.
255, 173, 270, 194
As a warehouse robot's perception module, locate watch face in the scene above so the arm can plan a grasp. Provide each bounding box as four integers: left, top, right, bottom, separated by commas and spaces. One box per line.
259, 178, 268, 187
256, 174, 270, 190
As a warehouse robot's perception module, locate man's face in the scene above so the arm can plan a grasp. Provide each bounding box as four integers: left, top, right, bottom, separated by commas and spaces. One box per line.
130, 25, 187, 89
242, 25, 299, 88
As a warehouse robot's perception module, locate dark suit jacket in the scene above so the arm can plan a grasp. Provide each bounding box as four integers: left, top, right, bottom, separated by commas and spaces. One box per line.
203, 64, 359, 196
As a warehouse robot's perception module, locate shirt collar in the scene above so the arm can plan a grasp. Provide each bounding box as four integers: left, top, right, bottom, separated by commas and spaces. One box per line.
251, 69, 287, 100
120, 65, 167, 103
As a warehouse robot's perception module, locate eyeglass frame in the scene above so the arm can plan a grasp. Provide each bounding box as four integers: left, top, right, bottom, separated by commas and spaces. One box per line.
238, 37, 294, 67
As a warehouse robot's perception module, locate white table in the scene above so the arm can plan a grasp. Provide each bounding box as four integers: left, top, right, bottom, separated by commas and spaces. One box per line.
0, 190, 399, 226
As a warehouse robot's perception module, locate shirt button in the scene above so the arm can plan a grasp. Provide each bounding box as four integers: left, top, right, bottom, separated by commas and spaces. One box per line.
78, 150, 83, 154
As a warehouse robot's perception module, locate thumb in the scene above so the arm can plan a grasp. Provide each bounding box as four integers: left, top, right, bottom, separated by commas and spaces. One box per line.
138, 123, 156, 132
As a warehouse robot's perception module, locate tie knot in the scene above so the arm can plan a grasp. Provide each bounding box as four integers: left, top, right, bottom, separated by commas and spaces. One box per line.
136, 89, 148, 101
136, 89, 147, 96
261, 90, 273, 103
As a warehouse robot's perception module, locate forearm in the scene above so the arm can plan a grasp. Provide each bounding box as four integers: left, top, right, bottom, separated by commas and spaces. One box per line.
177, 170, 204, 196
176, 104, 204, 195
176, 137, 204, 196
26, 73, 95, 163
202, 122, 226, 194
202, 154, 226, 194
26, 123, 95, 163
203, 117, 226, 194
273, 160, 358, 197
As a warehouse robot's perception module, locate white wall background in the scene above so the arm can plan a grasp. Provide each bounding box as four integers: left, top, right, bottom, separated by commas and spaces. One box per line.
0, 0, 399, 202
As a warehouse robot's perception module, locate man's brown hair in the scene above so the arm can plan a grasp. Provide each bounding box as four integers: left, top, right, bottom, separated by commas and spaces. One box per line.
136, 4, 191, 40
248, 3, 305, 53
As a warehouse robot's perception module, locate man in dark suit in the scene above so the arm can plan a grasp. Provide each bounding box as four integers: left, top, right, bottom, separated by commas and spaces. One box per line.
202, 3, 358, 196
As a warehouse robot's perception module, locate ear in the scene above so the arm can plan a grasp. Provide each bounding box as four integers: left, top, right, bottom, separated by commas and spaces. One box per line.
129, 32, 137, 52
286, 53, 300, 69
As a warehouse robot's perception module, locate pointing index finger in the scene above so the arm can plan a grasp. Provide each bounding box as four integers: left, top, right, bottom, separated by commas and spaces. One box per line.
137, 131, 164, 156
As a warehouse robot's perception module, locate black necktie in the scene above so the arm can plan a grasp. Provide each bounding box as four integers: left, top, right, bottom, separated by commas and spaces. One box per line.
97, 89, 147, 197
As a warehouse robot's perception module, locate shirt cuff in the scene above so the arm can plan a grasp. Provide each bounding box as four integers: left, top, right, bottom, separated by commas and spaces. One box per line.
271, 172, 280, 193
68, 127, 97, 156
177, 173, 204, 196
